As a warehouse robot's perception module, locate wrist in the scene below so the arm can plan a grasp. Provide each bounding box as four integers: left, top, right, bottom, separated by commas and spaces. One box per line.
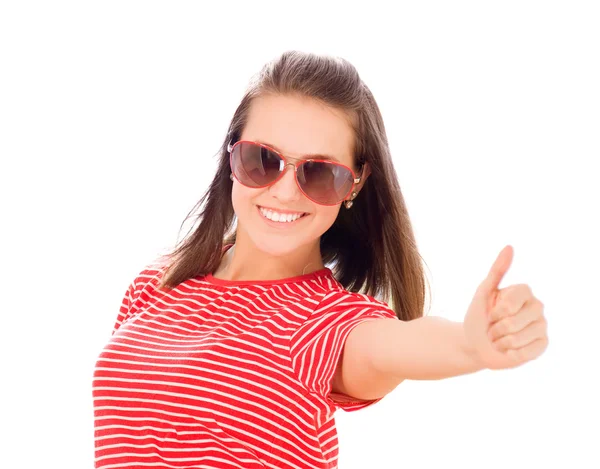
462, 324, 488, 372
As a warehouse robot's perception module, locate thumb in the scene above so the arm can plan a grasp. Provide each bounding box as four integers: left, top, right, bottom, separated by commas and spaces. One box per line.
476, 245, 514, 300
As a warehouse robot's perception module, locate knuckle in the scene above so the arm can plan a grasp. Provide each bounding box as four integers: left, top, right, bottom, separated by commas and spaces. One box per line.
517, 283, 532, 296
509, 348, 524, 363
532, 340, 547, 359
533, 298, 544, 313
536, 319, 548, 337
503, 335, 516, 349
533, 310, 545, 323
498, 300, 515, 316
501, 317, 516, 334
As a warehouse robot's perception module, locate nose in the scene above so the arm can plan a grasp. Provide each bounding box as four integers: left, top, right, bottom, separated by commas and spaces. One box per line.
268, 163, 302, 203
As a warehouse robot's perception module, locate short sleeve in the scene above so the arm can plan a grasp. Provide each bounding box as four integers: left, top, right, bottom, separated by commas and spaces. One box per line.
289, 291, 398, 412
111, 262, 166, 335
112, 280, 137, 334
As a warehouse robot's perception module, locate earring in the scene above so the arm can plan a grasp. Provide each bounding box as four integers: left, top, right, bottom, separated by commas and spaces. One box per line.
344, 191, 358, 209
230, 173, 234, 181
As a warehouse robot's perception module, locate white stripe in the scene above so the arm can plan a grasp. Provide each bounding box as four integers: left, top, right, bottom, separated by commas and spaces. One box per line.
101, 341, 290, 374
94, 389, 320, 450
94, 373, 316, 431
113, 331, 293, 362
94, 397, 321, 463
96, 441, 257, 454
97, 452, 252, 469
96, 352, 323, 416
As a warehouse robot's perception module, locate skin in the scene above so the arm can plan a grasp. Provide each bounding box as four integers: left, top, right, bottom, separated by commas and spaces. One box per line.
213, 93, 368, 282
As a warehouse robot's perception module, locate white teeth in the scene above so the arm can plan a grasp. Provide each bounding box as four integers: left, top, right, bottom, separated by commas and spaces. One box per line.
259, 206, 305, 223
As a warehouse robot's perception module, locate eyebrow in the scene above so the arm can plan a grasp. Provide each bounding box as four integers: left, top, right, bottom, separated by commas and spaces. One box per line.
254, 140, 341, 163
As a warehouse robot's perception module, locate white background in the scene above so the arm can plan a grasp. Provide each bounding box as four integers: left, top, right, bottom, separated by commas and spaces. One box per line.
1, 1, 598, 468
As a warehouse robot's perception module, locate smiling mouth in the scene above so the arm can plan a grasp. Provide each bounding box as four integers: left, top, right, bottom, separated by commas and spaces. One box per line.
257, 206, 308, 223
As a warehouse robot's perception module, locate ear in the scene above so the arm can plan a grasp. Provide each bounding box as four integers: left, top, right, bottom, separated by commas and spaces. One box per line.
355, 161, 371, 194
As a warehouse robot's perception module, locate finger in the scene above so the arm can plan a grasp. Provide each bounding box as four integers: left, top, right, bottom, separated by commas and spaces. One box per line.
488, 299, 543, 341
476, 245, 514, 301
493, 318, 547, 351
506, 336, 549, 366
488, 284, 534, 323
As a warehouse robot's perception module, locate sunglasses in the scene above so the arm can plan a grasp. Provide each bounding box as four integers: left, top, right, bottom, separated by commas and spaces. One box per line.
228, 140, 362, 206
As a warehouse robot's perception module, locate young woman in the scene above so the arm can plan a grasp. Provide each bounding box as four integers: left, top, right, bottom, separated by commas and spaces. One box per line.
93, 51, 548, 469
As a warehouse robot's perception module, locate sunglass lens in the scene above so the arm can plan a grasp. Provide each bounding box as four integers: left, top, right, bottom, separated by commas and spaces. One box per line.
298, 161, 354, 205
232, 142, 282, 187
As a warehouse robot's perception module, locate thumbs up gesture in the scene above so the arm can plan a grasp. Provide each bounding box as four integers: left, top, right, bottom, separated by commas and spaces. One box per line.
464, 245, 549, 370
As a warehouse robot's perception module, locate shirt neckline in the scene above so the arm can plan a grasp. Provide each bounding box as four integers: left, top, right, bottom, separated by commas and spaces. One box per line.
205, 244, 333, 286
204, 267, 333, 286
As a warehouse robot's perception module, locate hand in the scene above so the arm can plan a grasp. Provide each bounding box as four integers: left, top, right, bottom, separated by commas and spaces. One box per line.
463, 245, 549, 370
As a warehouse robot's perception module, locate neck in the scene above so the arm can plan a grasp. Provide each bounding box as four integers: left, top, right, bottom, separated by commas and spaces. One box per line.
213, 231, 325, 282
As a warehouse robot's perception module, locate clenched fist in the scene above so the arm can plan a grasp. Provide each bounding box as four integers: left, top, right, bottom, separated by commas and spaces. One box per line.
464, 245, 549, 370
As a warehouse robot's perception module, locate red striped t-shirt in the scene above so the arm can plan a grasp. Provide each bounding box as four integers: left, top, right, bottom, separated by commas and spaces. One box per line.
93, 257, 397, 469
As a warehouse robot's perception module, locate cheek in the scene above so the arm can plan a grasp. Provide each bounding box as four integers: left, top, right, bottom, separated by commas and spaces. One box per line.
231, 183, 257, 218
231, 182, 242, 213
313, 205, 341, 233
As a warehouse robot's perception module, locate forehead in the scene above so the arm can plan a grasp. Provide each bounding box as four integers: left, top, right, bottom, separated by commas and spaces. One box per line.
240, 93, 356, 167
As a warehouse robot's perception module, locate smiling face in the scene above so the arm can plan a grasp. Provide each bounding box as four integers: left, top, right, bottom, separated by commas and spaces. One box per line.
231, 93, 358, 259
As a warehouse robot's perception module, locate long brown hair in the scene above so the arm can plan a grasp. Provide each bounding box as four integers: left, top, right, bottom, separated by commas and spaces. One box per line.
157, 51, 430, 322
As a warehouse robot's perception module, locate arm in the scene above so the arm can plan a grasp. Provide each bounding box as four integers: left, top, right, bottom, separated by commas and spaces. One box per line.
331, 316, 484, 400
332, 246, 550, 402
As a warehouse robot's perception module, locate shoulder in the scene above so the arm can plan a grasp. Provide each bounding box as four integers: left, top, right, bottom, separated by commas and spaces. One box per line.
126, 257, 170, 301
135, 261, 167, 288
317, 288, 397, 319
289, 289, 397, 344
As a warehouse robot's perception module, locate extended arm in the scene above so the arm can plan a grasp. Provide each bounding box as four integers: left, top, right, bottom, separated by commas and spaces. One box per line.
331, 316, 483, 400
332, 247, 549, 401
